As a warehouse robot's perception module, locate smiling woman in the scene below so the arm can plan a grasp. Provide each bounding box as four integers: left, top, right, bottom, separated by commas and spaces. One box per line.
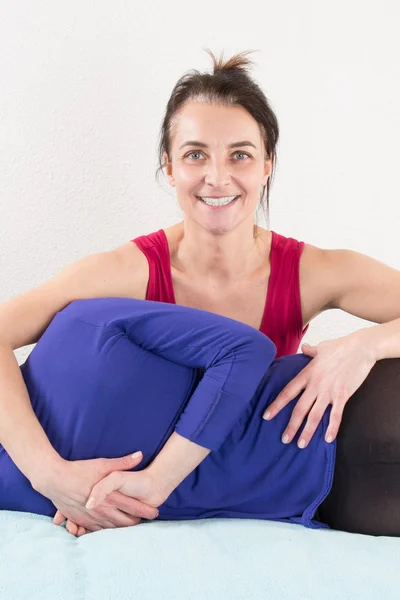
1, 48, 400, 538
159, 102, 275, 235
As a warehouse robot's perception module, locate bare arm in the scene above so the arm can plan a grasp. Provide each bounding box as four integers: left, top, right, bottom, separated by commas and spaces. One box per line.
145, 432, 210, 502
0, 244, 148, 490
0, 341, 63, 484
301, 246, 400, 360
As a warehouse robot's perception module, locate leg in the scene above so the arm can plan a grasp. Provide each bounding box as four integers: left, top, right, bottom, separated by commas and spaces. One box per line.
318, 358, 400, 536
0, 323, 199, 517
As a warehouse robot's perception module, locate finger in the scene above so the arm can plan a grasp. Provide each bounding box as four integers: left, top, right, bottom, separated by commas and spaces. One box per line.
84, 517, 117, 531
92, 504, 141, 528
66, 520, 78, 536
263, 372, 309, 419
294, 391, 332, 448
324, 395, 347, 443
82, 523, 104, 533
86, 472, 123, 510
62, 511, 117, 533
107, 491, 159, 520
280, 388, 320, 444
88, 511, 119, 530
301, 343, 318, 357
105, 451, 143, 476
76, 526, 87, 537
53, 510, 67, 526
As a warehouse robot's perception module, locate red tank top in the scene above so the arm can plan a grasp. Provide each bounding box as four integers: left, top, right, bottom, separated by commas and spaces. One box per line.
130, 229, 309, 358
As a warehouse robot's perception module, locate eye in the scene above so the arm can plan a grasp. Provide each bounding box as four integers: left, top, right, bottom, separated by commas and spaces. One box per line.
233, 151, 250, 160
185, 151, 251, 160
186, 151, 203, 160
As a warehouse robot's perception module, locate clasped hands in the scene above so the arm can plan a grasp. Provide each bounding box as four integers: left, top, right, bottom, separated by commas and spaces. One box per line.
34, 451, 166, 538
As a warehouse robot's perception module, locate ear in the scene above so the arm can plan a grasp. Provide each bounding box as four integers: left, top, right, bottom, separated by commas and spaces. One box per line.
262, 156, 273, 185
163, 152, 175, 187
262, 163, 272, 185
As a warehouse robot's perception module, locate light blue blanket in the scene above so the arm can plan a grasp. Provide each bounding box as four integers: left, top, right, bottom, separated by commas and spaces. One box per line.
1, 510, 399, 599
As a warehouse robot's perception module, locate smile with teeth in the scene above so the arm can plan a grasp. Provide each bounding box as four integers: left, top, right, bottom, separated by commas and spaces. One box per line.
197, 195, 240, 207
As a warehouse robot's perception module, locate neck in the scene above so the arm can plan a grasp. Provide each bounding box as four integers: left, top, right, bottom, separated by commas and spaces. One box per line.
172, 220, 268, 284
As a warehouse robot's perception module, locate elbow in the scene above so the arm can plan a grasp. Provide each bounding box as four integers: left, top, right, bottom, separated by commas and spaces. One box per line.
247, 331, 277, 366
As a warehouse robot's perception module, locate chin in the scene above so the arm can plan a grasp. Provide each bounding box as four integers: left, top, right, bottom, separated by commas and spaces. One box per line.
200, 220, 237, 235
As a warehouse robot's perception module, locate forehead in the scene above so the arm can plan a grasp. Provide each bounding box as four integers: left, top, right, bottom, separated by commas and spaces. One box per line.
173, 102, 261, 147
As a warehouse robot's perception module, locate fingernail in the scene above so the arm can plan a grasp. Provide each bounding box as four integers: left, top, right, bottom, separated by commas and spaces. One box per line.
131, 451, 142, 459
298, 439, 306, 449
282, 434, 290, 444
326, 435, 333, 443
263, 412, 271, 420
86, 497, 95, 509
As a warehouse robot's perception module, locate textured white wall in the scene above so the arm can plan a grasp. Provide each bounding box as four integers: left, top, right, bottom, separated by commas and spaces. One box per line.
1, 1, 399, 365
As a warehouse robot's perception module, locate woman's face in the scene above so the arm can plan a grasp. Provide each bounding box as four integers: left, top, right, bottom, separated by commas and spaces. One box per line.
163, 102, 272, 234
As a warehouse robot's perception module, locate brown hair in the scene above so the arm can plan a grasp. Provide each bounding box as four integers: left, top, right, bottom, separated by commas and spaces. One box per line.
155, 49, 280, 229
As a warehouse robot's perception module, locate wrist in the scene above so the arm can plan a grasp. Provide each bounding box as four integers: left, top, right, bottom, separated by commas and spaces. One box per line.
144, 431, 211, 503
355, 324, 384, 363
31, 454, 68, 496
143, 466, 173, 506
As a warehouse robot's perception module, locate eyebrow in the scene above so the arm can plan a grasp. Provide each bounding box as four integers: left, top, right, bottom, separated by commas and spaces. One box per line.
179, 140, 257, 150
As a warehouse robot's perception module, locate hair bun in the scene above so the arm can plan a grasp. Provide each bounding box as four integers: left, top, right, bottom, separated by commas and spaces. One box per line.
205, 48, 258, 75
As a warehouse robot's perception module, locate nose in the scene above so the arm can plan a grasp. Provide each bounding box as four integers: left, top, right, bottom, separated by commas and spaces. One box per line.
204, 157, 232, 188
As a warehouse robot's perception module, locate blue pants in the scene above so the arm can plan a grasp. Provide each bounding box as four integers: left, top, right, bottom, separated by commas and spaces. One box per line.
0, 326, 200, 516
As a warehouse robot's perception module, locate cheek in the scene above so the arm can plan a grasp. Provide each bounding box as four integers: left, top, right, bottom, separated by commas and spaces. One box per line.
174, 167, 199, 187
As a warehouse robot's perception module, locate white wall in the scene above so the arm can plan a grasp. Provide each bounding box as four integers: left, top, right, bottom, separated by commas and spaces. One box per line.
1, 0, 399, 365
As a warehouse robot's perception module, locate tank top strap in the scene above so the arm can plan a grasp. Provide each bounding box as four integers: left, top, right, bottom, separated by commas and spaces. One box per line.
260, 231, 309, 357
130, 229, 176, 303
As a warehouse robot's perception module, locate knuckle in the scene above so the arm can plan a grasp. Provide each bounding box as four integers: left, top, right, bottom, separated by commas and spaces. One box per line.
334, 388, 349, 402
291, 406, 305, 421
106, 491, 119, 505
121, 455, 132, 469
307, 413, 322, 426
106, 471, 118, 484
281, 388, 295, 402
133, 504, 145, 518
329, 414, 342, 427
317, 388, 331, 401
92, 505, 108, 518
330, 401, 345, 416
313, 374, 325, 388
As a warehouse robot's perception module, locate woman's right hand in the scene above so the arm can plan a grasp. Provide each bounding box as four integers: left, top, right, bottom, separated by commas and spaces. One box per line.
34, 451, 159, 533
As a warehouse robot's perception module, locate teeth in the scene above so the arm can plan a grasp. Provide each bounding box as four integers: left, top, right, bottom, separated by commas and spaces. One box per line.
199, 196, 238, 206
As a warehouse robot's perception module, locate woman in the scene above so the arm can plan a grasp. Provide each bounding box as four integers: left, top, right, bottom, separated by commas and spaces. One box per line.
2, 296, 399, 539
1, 49, 400, 536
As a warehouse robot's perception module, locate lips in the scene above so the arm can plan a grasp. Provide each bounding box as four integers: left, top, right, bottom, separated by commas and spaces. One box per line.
197, 196, 240, 200
196, 195, 240, 203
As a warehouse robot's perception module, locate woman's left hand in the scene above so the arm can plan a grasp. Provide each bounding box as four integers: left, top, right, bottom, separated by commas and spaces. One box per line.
54, 468, 167, 537
262, 330, 377, 448
53, 491, 144, 537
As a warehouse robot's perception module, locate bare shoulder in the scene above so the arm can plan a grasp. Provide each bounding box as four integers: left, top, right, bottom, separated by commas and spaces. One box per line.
299, 241, 328, 273
112, 239, 149, 271
298, 242, 343, 324
0, 240, 150, 349
301, 242, 400, 323
110, 240, 149, 299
